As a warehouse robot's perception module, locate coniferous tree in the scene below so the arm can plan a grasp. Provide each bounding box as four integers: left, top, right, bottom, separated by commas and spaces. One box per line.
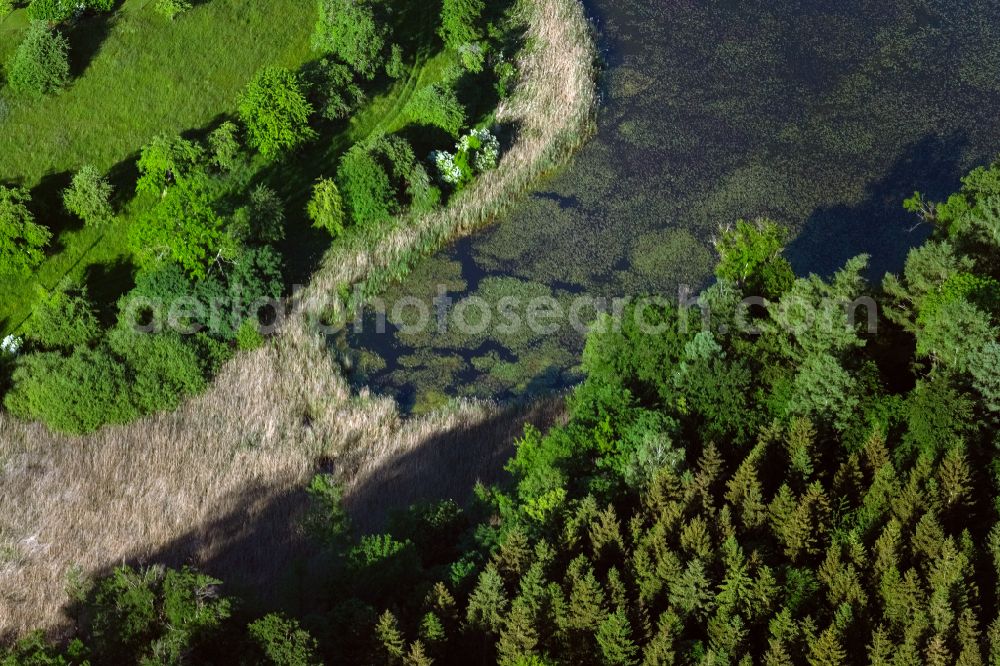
806, 626, 846, 666
466, 564, 509, 637
405, 640, 433, 666
564, 560, 607, 634
7, 21, 69, 97
0, 185, 51, 275
596, 609, 639, 666
497, 597, 539, 665
375, 611, 406, 665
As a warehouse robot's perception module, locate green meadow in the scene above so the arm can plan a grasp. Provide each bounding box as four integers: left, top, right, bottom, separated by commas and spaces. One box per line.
0, 0, 457, 334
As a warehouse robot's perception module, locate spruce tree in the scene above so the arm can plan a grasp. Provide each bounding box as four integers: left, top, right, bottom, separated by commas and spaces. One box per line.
806, 626, 846, 666
725, 444, 768, 529
937, 445, 974, 512
589, 505, 625, 563
667, 560, 712, 619
405, 640, 433, 666
785, 417, 816, 483
596, 609, 639, 666
375, 611, 406, 665
923, 634, 952, 666
496, 597, 539, 666
418, 613, 445, 646
866, 626, 894, 665
679, 517, 712, 560
0, 185, 51, 275
466, 565, 509, 636
494, 528, 532, 583
564, 561, 607, 632
7, 21, 69, 97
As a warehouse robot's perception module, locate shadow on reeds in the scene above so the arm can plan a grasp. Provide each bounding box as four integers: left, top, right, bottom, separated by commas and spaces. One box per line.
57, 399, 562, 626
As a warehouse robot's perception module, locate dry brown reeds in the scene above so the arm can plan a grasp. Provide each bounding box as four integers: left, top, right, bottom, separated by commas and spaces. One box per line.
0, 0, 597, 637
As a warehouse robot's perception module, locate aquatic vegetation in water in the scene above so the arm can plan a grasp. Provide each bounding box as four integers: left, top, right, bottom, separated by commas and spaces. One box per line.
350, 0, 1000, 410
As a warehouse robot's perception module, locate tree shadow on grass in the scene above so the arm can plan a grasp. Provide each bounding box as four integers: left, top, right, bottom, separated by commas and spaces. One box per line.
259, 143, 338, 289
64, 3, 125, 80
104, 150, 141, 210
786, 132, 970, 282
28, 170, 78, 254
83, 257, 135, 326
395, 121, 456, 157
386, 0, 443, 57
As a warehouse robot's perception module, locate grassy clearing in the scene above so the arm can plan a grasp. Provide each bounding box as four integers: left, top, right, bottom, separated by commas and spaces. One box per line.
0, 0, 314, 333
0, 0, 597, 635
0, 0, 460, 335
0, 0, 314, 184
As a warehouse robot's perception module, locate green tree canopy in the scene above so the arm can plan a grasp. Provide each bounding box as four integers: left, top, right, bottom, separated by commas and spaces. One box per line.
337, 144, 398, 227
0, 185, 51, 275
129, 175, 229, 279
312, 0, 388, 79
135, 134, 206, 196
714, 218, 794, 299
303, 57, 366, 121
63, 165, 115, 227
238, 66, 317, 158
403, 82, 467, 137
6, 20, 70, 97
439, 0, 485, 50
307, 177, 347, 237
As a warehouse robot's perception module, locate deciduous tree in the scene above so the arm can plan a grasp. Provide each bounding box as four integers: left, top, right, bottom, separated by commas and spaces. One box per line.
0, 185, 50, 274
238, 66, 317, 158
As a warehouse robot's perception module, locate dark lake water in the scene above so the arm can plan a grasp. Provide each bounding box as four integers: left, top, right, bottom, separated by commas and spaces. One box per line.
340, 0, 1000, 413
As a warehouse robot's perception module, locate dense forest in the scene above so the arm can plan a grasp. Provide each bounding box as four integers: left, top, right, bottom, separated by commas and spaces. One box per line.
6, 152, 1000, 663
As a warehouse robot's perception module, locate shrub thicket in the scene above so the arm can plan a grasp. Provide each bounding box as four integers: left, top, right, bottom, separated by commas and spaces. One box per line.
312, 0, 388, 79
25, 281, 101, 350
337, 144, 399, 227
303, 57, 366, 121
403, 81, 467, 137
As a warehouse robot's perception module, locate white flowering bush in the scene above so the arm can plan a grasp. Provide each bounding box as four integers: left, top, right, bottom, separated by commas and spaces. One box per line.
470, 128, 500, 172
430, 150, 463, 186
429, 128, 501, 189
1, 335, 22, 357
